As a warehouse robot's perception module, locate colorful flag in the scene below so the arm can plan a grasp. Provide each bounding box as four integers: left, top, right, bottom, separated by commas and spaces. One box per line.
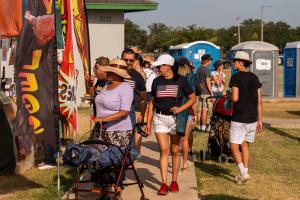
59, 0, 78, 133
14, 0, 58, 165
72, 0, 91, 94
0, 0, 23, 37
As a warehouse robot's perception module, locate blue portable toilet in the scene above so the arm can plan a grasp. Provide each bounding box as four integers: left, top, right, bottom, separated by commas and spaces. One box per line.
283, 41, 300, 97
230, 41, 279, 97
169, 41, 220, 71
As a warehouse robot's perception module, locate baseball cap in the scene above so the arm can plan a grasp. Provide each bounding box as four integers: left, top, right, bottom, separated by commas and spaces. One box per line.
151, 54, 175, 66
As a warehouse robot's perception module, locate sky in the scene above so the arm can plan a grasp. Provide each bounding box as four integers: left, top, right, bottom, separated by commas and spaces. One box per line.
125, 0, 300, 31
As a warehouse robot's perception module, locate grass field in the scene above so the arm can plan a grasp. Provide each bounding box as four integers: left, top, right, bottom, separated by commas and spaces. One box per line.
193, 128, 300, 200
0, 167, 75, 200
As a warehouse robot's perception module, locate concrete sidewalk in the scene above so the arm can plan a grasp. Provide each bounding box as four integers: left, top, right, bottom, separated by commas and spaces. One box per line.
62, 134, 199, 200
122, 135, 198, 200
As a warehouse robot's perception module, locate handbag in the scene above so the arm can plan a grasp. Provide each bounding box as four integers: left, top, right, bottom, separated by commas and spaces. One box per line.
175, 77, 187, 137
175, 74, 197, 137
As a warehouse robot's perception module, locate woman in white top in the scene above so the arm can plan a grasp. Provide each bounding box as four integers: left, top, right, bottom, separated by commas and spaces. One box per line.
142, 54, 157, 102
211, 60, 226, 96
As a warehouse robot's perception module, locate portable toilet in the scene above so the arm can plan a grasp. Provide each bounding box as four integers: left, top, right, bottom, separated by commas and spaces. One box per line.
230, 41, 279, 97
283, 41, 300, 97
169, 41, 220, 71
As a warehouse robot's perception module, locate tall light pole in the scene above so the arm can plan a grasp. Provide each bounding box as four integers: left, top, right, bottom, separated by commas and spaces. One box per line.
261, 5, 273, 41
237, 16, 241, 43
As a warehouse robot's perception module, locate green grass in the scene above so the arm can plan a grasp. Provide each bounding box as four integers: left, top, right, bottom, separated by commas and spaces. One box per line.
0, 167, 76, 200
193, 128, 300, 200
263, 101, 300, 119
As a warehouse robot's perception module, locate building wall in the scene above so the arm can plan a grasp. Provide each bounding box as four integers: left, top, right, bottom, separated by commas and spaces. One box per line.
87, 10, 125, 64
75, 10, 125, 105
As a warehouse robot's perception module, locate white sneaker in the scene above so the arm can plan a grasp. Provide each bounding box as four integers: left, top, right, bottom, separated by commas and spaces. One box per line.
38, 162, 56, 170
235, 174, 250, 184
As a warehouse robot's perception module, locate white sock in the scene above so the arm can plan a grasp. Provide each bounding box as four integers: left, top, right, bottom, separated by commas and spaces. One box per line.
237, 163, 246, 175
244, 167, 249, 175
201, 125, 206, 131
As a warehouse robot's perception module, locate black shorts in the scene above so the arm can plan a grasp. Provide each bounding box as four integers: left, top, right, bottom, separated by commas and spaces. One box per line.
134, 95, 141, 112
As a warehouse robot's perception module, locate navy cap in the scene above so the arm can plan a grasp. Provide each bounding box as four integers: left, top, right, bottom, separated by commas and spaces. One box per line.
201, 54, 212, 61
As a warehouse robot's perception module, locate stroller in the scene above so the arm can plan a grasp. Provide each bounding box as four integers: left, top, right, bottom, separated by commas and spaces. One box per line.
63, 123, 147, 200
199, 95, 233, 163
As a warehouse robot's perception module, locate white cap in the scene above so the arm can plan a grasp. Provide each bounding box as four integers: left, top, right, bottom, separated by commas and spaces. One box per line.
152, 54, 175, 66
234, 51, 252, 63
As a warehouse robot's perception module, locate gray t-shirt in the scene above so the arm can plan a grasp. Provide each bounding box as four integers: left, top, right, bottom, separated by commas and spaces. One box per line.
196, 65, 211, 95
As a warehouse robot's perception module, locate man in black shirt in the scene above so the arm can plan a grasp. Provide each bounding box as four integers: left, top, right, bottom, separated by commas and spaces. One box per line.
121, 49, 147, 154
229, 51, 262, 184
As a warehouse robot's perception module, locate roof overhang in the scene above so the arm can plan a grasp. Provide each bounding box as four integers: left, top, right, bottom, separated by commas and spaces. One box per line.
85, 3, 158, 12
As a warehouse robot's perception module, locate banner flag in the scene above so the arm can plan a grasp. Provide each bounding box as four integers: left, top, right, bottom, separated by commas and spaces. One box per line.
0, 0, 23, 37
59, 0, 78, 133
72, 0, 91, 94
14, 0, 58, 164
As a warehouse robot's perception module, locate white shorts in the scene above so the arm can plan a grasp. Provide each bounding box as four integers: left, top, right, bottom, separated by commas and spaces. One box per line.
153, 113, 176, 135
230, 121, 257, 144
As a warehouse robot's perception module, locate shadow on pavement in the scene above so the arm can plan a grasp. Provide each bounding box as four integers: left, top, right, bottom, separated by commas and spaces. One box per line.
126, 167, 160, 192
141, 140, 159, 152
286, 110, 300, 117
0, 174, 43, 195
200, 194, 258, 200
264, 124, 300, 142
194, 161, 235, 183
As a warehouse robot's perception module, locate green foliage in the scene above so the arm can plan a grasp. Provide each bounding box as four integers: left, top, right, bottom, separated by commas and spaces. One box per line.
125, 18, 300, 54
124, 19, 147, 49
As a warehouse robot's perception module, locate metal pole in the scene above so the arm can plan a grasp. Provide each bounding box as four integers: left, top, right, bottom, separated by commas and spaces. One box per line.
261, 5, 273, 42
237, 17, 241, 43
261, 6, 264, 41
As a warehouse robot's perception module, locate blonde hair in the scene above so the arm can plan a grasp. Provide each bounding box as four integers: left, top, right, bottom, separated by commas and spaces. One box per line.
177, 64, 192, 76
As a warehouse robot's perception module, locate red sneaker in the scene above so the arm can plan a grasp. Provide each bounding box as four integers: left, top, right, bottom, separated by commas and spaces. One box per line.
169, 181, 179, 193
157, 183, 168, 195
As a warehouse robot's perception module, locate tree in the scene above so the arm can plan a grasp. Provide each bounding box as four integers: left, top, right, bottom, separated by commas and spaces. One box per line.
124, 19, 147, 50
146, 22, 171, 52
124, 18, 300, 54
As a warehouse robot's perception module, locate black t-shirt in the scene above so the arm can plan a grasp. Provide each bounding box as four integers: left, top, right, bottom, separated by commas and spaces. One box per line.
229, 71, 262, 123
125, 68, 146, 110
151, 75, 194, 112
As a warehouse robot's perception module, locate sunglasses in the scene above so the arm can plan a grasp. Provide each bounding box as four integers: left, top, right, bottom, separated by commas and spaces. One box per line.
110, 64, 127, 69
123, 59, 135, 63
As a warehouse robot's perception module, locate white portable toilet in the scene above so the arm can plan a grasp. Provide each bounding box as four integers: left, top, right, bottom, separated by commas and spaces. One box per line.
230, 41, 279, 97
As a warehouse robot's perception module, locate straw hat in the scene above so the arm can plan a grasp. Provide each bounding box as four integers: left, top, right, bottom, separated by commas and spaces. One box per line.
109, 58, 127, 68
143, 54, 155, 63
130, 46, 142, 54
99, 66, 131, 79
